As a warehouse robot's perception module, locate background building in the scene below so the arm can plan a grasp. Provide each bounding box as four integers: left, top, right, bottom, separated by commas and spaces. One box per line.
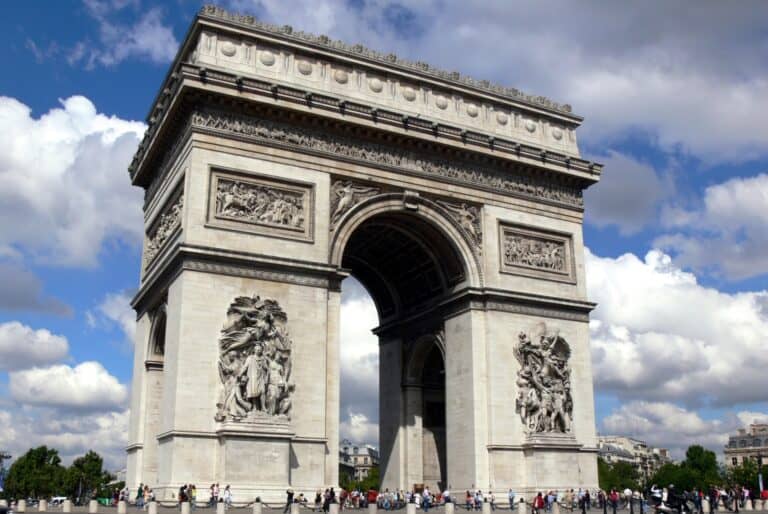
724, 423, 768, 468
598, 435, 672, 479
340, 439, 380, 482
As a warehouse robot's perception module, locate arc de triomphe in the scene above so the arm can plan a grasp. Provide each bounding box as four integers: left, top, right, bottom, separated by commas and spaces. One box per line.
126, 5, 603, 502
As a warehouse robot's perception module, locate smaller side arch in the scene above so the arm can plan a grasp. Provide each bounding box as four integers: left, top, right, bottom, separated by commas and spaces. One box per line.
404, 330, 446, 386
147, 302, 167, 363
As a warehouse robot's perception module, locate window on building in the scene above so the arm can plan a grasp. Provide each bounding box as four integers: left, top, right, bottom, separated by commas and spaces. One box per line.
365, 457, 369, 464
740, 440, 748, 448
732, 457, 738, 465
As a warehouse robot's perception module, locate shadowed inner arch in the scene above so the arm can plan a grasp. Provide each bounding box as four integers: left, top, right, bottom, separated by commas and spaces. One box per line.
341, 212, 466, 321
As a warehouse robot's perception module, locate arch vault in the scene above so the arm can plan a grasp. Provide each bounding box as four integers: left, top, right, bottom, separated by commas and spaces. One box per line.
126, 5, 604, 503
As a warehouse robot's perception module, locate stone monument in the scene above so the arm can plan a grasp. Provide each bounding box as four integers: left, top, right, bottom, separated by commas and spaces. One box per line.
126, 4, 603, 502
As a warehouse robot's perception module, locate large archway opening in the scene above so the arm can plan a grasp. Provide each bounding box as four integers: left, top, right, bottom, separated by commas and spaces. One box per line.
338, 209, 469, 492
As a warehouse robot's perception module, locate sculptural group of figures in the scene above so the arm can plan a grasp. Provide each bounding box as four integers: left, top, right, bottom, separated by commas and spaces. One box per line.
215, 295, 294, 422
513, 325, 573, 434
504, 235, 564, 271
215, 179, 305, 229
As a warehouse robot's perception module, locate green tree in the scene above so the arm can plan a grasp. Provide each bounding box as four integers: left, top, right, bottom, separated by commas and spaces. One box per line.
63, 451, 113, 502
726, 458, 767, 491
597, 458, 640, 491
3, 446, 66, 499
683, 446, 720, 488
649, 445, 724, 492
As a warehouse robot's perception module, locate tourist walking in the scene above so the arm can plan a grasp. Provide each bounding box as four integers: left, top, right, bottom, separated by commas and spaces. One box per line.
284, 489, 295, 514
423, 487, 432, 513
533, 493, 545, 514
223, 485, 232, 509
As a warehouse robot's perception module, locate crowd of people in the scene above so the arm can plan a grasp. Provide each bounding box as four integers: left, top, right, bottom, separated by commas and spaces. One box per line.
108, 483, 768, 514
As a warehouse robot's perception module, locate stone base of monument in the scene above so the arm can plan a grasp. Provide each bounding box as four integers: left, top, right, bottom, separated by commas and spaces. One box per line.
518, 432, 593, 496
215, 417, 296, 502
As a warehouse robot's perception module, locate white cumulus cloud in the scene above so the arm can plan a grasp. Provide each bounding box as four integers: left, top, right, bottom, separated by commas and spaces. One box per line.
0, 321, 70, 371
339, 278, 380, 445
586, 248, 768, 407
90, 290, 137, 343
340, 410, 379, 445
602, 402, 768, 458
72, 2, 179, 68
0, 407, 129, 470
0, 95, 145, 267
9, 361, 128, 411
655, 173, 768, 280
236, 0, 768, 163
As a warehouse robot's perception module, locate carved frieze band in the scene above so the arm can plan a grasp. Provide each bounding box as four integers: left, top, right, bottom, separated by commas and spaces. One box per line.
145, 190, 184, 269
191, 109, 583, 209
209, 170, 314, 242
499, 223, 575, 283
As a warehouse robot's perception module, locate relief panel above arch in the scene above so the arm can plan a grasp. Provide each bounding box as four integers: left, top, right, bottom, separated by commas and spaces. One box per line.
207, 168, 315, 243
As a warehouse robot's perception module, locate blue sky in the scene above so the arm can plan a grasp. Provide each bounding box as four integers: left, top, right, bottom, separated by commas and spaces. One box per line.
0, 0, 767, 469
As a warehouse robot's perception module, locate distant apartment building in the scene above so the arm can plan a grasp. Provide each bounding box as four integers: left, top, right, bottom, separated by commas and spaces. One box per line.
724, 423, 768, 468
340, 439, 380, 482
598, 435, 672, 479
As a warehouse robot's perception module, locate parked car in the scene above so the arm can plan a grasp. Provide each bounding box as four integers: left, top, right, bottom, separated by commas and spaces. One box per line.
51, 497, 68, 506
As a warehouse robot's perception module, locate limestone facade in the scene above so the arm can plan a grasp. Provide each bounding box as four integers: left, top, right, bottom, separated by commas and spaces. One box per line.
126, 4, 603, 503
725, 424, 768, 468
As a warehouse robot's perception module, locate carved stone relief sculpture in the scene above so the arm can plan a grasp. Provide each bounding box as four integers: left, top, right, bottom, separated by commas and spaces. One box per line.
330, 180, 379, 227
436, 199, 482, 252
144, 193, 183, 268
191, 109, 584, 209
499, 223, 574, 283
215, 177, 305, 229
209, 171, 313, 241
215, 295, 294, 422
504, 234, 565, 271
513, 323, 573, 434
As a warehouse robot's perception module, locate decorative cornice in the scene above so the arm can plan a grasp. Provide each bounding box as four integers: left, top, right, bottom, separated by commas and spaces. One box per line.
198, 5, 575, 115
130, 65, 602, 193
439, 287, 595, 323
188, 106, 585, 209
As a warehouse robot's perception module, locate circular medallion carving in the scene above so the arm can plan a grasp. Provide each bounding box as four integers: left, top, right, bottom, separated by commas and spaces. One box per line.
466, 103, 479, 117
369, 78, 383, 92
402, 86, 417, 101
525, 120, 537, 133
260, 50, 276, 66
496, 112, 509, 125
334, 70, 349, 84
435, 95, 448, 110
552, 127, 563, 140
297, 60, 312, 75
220, 41, 237, 57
